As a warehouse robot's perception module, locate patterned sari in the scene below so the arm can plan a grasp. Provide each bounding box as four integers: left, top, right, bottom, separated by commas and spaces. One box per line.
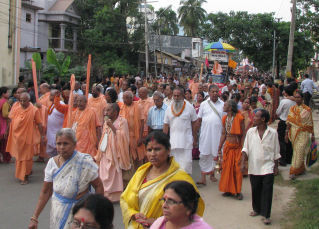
50, 151, 98, 229
120, 158, 204, 229
287, 104, 314, 175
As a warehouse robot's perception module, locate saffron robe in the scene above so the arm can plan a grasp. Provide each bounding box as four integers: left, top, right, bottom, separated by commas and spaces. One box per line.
120, 102, 145, 161
6, 103, 42, 180
137, 97, 154, 137
88, 96, 107, 124
71, 107, 101, 156
219, 113, 244, 195
97, 116, 130, 202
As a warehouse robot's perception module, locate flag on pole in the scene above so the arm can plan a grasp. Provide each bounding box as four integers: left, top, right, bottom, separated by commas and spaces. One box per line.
205, 57, 209, 68
85, 54, 92, 99
31, 58, 39, 103
67, 74, 76, 128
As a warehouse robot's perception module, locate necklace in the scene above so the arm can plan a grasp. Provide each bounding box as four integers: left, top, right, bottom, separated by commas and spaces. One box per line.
171, 101, 186, 117
48, 104, 55, 115
225, 115, 234, 134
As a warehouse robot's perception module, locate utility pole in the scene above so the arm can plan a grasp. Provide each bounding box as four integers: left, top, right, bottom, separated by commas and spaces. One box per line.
144, 0, 149, 79
272, 29, 276, 79
286, 0, 297, 78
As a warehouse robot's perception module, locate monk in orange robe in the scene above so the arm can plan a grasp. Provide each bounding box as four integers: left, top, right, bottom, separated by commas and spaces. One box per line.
10, 88, 27, 113
88, 85, 107, 124
39, 83, 52, 108
119, 91, 144, 170
137, 87, 154, 138
189, 77, 200, 98
6, 93, 44, 185
71, 95, 102, 156
34, 83, 52, 161
218, 100, 245, 199
54, 93, 78, 128
96, 103, 131, 201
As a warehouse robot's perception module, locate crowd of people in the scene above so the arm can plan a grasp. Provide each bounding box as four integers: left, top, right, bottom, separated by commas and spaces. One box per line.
0, 71, 317, 228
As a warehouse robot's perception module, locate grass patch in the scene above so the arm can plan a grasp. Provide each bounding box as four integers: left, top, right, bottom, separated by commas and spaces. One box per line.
282, 178, 319, 229
309, 164, 319, 175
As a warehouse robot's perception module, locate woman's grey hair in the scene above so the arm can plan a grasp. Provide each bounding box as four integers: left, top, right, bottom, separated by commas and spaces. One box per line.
228, 99, 238, 114
56, 128, 77, 143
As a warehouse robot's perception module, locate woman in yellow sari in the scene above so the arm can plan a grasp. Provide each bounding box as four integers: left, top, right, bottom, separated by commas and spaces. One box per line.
286, 91, 315, 179
120, 131, 204, 229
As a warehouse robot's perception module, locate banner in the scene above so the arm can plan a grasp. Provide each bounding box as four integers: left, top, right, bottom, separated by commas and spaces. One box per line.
31, 58, 39, 103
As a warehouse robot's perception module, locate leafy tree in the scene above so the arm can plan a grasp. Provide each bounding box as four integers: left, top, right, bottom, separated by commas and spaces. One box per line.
178, 0, 207, 37
201, 11, 314, 73
296, 0, 319, 50
152, 8, 179, 35
73, 0, 143, 78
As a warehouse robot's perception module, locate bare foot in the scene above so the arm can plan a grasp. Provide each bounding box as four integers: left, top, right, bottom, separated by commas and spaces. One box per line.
210, 176, 218, 182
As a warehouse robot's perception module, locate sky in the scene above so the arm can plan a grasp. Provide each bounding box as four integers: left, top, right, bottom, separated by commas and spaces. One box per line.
152, 0, 292, 22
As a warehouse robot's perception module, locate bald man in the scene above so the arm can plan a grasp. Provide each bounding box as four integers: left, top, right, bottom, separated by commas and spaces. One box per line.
6, 93, 44, 184
10, 87, 27, 113
119, 91, 144, 175
71, 95, 102, 156
88, 85, 107, 124
39, 83, 51, 108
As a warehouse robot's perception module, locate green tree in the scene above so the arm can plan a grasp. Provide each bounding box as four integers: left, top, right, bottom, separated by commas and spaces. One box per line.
297, 0, 319, 50
201, 11, 315, 73
73, 0, 143, 78
153, 8, 179, 35
178, 0, 207, 37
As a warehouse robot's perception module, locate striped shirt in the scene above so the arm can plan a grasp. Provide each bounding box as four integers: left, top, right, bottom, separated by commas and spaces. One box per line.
147, 104, 168, 130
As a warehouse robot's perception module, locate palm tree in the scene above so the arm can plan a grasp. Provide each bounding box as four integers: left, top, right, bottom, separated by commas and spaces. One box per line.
178, 0, 207, 37
153, 8, 179, 35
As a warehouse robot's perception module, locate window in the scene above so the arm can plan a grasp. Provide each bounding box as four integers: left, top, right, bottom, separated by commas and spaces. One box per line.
26, 13, 31, 23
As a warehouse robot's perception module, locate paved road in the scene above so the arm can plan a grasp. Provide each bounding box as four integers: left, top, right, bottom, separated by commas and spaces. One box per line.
0, 158, 203, 229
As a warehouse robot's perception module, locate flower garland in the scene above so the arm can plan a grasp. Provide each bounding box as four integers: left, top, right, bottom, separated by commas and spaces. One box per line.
171, 101, 186, 117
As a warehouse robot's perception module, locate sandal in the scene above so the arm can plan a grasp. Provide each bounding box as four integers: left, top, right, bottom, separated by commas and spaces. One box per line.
210, 176, 218, 182
236, 193, 243, 200
222, 192, 232, 197
263, 218, 271, 225
20, 180, 29, 185
249, 211, 259, 217
196, 182, 206, 186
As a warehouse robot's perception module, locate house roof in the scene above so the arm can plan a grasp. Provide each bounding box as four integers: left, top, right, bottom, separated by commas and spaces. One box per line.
49, 0, 74, 12
157, 50, 190, 63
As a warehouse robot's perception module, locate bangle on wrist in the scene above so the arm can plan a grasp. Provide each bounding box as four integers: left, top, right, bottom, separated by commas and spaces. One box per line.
30, 216, 38, 223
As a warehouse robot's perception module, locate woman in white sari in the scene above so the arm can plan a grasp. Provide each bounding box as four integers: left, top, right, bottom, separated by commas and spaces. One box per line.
28, 128, 104, 229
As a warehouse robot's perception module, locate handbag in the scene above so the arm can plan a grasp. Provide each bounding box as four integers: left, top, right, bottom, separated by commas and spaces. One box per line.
306, 141, 318, 167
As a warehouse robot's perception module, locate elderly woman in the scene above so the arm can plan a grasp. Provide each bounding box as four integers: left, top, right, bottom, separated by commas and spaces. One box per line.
218, 100, 245, 200
120, 131, 204, 229
286, 91, 315, 180
28, 128, 104, 229
151, 181, 212, 229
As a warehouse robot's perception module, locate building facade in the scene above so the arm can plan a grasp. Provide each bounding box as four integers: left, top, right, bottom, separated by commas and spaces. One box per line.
0, 0, 17, 86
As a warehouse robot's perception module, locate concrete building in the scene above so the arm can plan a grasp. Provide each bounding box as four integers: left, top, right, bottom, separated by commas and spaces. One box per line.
0, 0, 18, 86
20, 0, 80, 68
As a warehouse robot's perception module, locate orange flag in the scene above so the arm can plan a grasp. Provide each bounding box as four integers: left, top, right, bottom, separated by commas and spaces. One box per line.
85, 54, 92, 99
31, 58, 39, 103
228, 59, 237, 69
67, 74, 76, 128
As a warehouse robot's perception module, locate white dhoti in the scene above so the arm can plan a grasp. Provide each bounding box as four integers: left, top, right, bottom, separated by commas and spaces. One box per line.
199, 154, 215, 174
171, 148, 192, 174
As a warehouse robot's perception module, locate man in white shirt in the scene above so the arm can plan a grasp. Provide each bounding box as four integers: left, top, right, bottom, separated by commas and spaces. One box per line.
118, 80, 129, 102
163, 87, 198, 174
197, 84, 224, 185
301, 73, 318, 106
163, 85, 174, 106
276, 85, 296, 166
241, 109, 280, 226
